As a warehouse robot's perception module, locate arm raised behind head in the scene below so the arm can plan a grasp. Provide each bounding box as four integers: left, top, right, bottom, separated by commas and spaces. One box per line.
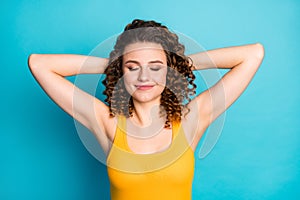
28, 54, 108, 76
186, 43, 265, 149
28, 54, 111, 152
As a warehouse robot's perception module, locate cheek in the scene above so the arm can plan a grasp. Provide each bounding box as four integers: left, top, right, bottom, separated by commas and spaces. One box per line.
152, 71, 167, 86
123, 73, 137, 94
123, 71, 138, 84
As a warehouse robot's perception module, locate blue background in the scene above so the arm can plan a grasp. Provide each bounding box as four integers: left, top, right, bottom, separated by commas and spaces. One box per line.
1, 0, 299, 199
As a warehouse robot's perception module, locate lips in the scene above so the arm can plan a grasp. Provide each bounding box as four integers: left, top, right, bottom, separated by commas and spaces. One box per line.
135, 85, 155, 90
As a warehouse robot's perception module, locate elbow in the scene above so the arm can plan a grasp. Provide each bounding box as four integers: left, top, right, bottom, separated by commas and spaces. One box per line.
28, 54, 36, 70
254, 43, 265, 60
28, 54, 41, 73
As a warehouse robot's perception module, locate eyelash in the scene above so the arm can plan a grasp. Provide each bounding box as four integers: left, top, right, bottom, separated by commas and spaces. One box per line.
128, 67, 139, 71
150, 67, 161, 71
127, 66, 162, 71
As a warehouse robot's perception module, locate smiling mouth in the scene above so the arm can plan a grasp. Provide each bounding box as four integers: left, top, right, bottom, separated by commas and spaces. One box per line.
135, 85, 155, 90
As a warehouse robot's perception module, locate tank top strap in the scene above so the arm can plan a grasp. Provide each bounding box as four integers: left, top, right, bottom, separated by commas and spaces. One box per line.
171, 120, 181, 141
114, 116, 183, 150
111, 115, 130, 151
107, 116, 193, 173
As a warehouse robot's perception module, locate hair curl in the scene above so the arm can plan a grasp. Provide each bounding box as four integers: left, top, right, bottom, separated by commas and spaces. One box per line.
102, 19, 196, 128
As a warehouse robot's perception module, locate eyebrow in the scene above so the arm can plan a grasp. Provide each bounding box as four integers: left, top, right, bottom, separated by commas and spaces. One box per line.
124, 60, 164, 65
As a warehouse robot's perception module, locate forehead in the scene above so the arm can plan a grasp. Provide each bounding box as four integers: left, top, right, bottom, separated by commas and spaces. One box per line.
123, 42, 166, 63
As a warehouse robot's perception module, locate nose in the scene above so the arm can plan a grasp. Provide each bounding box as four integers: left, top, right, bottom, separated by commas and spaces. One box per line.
137, 67, 150, 82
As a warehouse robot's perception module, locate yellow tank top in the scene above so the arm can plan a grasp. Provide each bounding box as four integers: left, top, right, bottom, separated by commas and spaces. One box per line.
106, 116, 195, 200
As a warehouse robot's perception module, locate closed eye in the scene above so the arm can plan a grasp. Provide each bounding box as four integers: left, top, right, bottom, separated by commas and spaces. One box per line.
150, 67, 161, 71
149, 64, 164, 71
127, 66, 139, 71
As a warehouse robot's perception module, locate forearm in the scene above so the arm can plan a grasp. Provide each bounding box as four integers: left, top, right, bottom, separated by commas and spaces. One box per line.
28, 54, 108, 76
189, 43, 264, 70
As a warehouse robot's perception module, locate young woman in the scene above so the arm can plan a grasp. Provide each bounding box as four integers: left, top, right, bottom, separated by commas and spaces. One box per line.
28, 19, 264, 200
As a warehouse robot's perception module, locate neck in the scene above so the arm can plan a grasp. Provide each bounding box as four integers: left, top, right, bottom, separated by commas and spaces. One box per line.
131, 98, 164, 127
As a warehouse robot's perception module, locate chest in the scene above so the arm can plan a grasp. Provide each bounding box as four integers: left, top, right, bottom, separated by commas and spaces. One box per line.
125, 128, 173, 154
107, 146, 195, 190
106, 118, 196, 196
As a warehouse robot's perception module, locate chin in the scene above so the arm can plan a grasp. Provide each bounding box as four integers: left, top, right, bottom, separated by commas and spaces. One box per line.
131, 94, 161, 103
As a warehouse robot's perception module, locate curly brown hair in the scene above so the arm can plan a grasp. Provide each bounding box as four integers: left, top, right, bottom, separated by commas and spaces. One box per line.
102, 19, 196, 128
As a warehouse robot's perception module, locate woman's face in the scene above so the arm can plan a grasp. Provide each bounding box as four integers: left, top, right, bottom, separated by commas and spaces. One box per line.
122, 42, 168, 104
